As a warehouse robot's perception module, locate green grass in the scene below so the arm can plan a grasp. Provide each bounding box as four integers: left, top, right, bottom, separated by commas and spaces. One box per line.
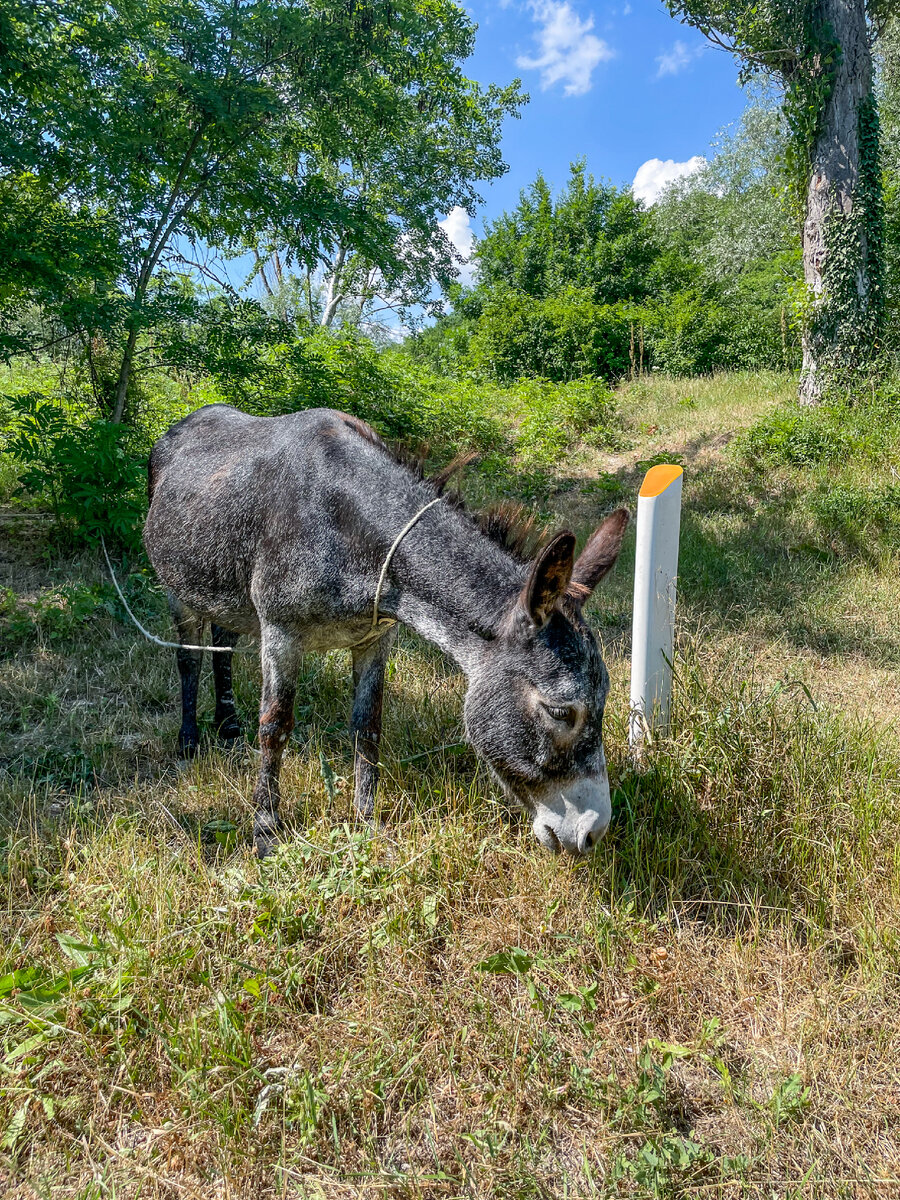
2, 370, 900, 1197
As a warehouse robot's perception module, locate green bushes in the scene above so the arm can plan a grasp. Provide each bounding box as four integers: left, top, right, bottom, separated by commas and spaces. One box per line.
5, 394, 146, 549
466, 288, 633, 383
512, 376, 622, 467
737, 407, 858, 467
197, 329, 507, 457
737, 386, 900, 468
733, 382, 900, 555
410, 282, 800, 387
0, 331, 627, 549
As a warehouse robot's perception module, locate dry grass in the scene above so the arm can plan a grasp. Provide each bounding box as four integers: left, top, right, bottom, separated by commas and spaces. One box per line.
2, 371, 900, 1198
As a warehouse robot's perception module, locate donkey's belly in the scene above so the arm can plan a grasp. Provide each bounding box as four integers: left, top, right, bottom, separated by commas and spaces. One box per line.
300, 616, 396, 653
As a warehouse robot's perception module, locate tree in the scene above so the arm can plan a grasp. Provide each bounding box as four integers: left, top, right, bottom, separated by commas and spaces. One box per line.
876, 13, 900, 353
474, 162, 663, 305
665, 0, 886, 403
653, 99, 796, 279
0, 0, 522, 422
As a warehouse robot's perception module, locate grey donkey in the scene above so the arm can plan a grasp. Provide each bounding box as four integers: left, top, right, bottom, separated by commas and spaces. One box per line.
144, 404, 629, 857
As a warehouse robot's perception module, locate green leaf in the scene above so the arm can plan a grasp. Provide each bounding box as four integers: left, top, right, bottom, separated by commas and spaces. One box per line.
56, 933, 108, 965
422, 894, 439, 929
476, 947, 533, 976
0, 967, 39, 997
1, 1101, 30, 1152
4, 1030, 51, 1064
557, 992, 584, 1012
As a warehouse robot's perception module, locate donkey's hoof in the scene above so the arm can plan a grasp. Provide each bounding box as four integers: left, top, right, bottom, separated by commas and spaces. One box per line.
177, 736, 200, 761
253, 817, 283, 859
215, 713, 243, 743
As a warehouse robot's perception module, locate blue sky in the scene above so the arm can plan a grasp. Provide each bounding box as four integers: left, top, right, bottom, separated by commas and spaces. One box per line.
439, 0, 750, 273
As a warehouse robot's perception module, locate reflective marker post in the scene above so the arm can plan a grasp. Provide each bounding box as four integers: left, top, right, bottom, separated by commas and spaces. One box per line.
629, 464, 683, 748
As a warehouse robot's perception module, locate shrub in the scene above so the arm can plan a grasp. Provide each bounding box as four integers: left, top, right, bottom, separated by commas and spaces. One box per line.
467, 287, 633, 383
737, 408, 857, 467
736, 385, 900, 469
5, 394, 146, 549
511, 376, 621, 467
638, 291, 733, 377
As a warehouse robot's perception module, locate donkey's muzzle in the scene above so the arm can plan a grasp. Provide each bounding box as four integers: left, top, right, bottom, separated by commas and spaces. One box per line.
531, 772, 611, 857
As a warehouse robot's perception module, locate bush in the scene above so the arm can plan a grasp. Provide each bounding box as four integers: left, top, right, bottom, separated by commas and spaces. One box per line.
511, 376, 621, 467
737, 408, 857, 467
638, 291, 734, 377
5, 393, 146, 549
199, 328, 507, 459
736, 385, 900, 469
467, 287, 633, 383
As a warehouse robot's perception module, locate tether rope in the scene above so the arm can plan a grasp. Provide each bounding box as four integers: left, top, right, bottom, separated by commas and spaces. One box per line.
370, 497, 442, 629
101, 495, 443, 652
101, 537, 242, 652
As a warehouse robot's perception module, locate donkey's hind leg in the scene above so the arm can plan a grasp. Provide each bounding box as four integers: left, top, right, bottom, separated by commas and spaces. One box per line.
211, 624, 242, 742
351, 627, 396, 819
253, 623, 302, 857
170, 594, 205, 759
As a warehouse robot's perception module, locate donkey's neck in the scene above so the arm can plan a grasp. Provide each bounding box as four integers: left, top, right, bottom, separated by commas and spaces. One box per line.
380, 496, 524, 675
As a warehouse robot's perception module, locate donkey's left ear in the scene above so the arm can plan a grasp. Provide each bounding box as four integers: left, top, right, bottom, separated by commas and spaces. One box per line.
522, 531, 576, 627
570, 508, 630, 597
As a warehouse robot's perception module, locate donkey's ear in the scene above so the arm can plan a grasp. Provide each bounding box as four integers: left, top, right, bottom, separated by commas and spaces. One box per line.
521, 531, 576, 628
570, 508, 629, 598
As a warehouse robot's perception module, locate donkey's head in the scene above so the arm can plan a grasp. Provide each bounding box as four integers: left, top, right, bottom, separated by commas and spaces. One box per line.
464, 509, 629, 857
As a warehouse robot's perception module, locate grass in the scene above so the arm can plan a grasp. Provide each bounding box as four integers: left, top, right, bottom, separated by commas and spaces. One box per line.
2, 370, 900, 1197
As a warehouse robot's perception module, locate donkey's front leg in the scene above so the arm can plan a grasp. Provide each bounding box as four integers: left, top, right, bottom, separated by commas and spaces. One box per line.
350, 629, 395, 819
253, 624, 301, 858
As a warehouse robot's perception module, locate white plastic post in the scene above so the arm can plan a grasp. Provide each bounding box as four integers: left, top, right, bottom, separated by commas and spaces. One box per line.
629, 464, 683, 748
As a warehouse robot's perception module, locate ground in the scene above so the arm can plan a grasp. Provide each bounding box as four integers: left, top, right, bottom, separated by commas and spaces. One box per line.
1, 372, 899, 1198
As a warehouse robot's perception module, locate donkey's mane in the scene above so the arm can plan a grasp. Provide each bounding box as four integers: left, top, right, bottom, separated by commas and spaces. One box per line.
339, 413, 547, 564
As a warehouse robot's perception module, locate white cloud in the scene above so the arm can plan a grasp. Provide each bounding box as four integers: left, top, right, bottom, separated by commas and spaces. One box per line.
439, 207, 476, 287
632, 156, 705, 205
655, 39, 699, 78
517, 2, 614, 97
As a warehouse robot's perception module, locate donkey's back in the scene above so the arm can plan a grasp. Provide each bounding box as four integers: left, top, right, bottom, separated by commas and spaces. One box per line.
145, 403, 398, 641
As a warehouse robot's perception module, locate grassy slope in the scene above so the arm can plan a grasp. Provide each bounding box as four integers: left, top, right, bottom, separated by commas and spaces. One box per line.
1, 372, 899, 1198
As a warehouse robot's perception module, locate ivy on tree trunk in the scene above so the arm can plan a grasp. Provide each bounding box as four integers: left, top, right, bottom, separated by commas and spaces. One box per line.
665, 0, 885, 404
799, 0, 882, 404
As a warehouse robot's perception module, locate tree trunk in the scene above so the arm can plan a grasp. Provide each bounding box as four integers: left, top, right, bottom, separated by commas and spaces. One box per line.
111, 323, 139, 425
320, 244, 347, 328
799, 0, 880, 405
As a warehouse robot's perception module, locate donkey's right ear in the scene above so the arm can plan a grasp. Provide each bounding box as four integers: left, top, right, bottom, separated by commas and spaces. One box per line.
569, 508, 629, 599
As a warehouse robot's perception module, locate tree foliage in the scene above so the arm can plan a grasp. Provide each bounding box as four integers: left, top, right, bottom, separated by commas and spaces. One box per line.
0, 0, 522, 420
474, 162, 667, 305
409, 113, 801, 384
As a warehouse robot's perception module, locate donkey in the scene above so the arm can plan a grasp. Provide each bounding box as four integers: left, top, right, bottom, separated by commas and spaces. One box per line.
144, 404, 629, 857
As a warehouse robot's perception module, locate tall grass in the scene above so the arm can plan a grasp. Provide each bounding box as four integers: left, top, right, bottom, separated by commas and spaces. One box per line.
2, 369, 900, 1195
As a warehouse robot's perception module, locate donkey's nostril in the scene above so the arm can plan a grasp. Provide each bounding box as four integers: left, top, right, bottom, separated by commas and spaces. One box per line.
579, 825, 605, 855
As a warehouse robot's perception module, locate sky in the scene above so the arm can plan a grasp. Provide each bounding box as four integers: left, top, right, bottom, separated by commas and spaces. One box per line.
440, 0, 750, 280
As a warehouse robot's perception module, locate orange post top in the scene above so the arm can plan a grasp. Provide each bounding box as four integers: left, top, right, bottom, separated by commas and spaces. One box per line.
639, 464, 683, 498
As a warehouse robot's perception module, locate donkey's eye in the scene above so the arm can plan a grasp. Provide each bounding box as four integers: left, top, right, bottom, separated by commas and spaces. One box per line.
542, 703, 576, 726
